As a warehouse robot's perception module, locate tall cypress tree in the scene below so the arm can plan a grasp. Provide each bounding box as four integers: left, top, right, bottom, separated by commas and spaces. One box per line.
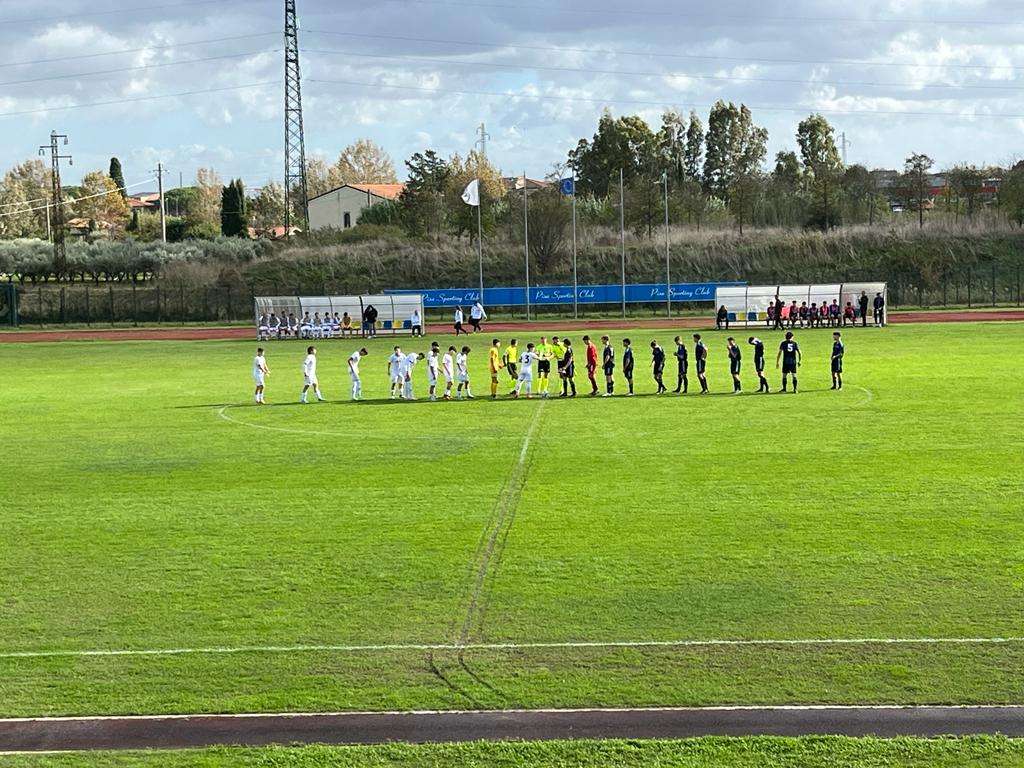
220, 179, 248, 237
109, 157, 127, 198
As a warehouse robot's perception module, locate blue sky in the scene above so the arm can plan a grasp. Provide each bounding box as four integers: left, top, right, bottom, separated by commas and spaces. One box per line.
1, 0, 1022, 190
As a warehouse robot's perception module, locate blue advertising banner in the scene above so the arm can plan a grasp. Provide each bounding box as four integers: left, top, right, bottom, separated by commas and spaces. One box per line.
386, 282, 743, 308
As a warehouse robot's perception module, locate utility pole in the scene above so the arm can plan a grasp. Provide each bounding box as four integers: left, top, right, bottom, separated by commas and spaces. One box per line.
619, 167, 626, 319
663, 171, 671, 318
284, 0, 309, 235
474, 122, 490, 302
523, 171, 530, 322
153, 162, 167, 243
840, 131, 851, 166
39, 131, 71, 280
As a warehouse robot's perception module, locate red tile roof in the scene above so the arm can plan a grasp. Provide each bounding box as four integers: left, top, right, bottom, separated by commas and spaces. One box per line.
347, 183, 405, 200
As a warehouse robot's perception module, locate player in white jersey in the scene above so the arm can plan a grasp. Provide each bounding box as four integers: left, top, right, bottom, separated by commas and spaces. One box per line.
387, 346, 404, 399
300, 346, 324, 403
252, 347, 269, 404
426, 343, 441, 401
347, 347, 368, 400
513, 343, 540, 399
402, 351, 425, 399
455, 345, 473, 399
441, 346, 456, 400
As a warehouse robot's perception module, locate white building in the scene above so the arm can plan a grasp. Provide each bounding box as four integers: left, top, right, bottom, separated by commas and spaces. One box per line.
307, 183, 405, 231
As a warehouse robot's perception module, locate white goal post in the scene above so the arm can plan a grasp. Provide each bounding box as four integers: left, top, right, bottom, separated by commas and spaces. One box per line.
253, 294, 425, 337
716, 282, 888, 326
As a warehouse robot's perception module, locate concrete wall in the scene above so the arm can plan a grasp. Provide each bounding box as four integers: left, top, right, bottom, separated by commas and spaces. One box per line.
308, 187, 386, 231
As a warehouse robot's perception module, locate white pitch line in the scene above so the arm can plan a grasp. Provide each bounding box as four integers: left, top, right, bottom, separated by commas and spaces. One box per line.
4, 636, 1024, 660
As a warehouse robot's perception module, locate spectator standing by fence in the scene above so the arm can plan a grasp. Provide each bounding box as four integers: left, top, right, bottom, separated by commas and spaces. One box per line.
362, 304, 378, 338
410, 309, 423, 337
454, 307, 466, 336
873, 293, 886, 326
859, 291, 870, 327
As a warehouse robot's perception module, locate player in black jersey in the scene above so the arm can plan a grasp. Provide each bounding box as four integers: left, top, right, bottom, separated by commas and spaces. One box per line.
621, 338, 635, 396
747, 336, 769, 392
672, 336, 688, 393
650, 340, 667, 393
692, 334, 709, 393
775, 331, 801, 393
601, 335, 615, 396
726, 337, 742, 393
831, 331, 845, 389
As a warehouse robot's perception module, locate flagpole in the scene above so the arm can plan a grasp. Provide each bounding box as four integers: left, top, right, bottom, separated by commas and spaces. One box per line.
619, 167, 626, 319
571, 168, 578, 320
523, 171, 530, 322
664, 171, 671, 318
476, 180, 483, 302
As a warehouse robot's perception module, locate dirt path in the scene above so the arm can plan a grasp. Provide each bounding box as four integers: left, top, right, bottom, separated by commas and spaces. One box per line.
1, 309, 1021, 343
3, 706, 1024, 752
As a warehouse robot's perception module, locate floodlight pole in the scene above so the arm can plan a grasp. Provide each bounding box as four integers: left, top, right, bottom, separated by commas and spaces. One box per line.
619, 167, 626, 319
571, 167, 578, 320
523, 171, 530, 321
663, 171, 671, 318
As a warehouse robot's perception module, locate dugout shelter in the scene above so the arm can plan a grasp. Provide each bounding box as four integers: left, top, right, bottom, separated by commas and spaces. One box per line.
715, 283, 887, 325
253, 294, 425, 336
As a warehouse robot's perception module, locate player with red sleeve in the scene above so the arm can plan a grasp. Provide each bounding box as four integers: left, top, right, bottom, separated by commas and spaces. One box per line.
583, 334, 599, 396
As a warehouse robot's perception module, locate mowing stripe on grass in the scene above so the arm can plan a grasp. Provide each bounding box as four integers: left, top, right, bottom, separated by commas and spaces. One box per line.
4, 636, 1024, 659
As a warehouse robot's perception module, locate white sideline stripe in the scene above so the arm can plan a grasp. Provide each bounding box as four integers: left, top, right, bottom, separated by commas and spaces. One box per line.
2, 704, 1024, 725
3, 636, 1023, 660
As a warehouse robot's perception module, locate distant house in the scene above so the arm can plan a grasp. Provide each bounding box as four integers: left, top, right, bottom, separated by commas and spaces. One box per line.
248, 225, 301, 240
127, 193, 161, 213
502, 175, 550, 193
307, 183, 405, 231
66, 217, 113, 237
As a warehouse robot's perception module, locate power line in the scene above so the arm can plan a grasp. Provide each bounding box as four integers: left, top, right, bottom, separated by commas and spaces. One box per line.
0, 0, 236, 26
0, 82, 278, 119
306, 76, 1024, 120
305, 46, 1024, 93
0, 33, 278, 71
303, 29, 1024, 73
0, 50, 279, 89
330, 0, 1020, 26
0, 179, 156, 217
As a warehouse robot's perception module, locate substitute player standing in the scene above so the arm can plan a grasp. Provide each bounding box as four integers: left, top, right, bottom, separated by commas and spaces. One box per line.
692, 334, 709, 394
650, 340, 667, 394
488, 338, 504, 399
300, 346, 324, 403
747, 336, 769, 393
727, 337, 742, 393
673, 336, 688, 394
252, 347, 269, 404
776, 331, 801, 393
831, 331, 845, 390
347, 347, 368, 400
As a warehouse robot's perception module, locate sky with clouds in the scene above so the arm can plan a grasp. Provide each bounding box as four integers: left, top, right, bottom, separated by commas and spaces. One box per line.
1, 0, 1021, 190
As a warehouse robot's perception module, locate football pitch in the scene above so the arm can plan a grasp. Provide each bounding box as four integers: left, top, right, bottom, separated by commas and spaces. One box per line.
1, 321, 1023, 720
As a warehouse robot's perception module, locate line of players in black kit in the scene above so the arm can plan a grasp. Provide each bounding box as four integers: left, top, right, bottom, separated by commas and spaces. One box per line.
634, 330, 846, 395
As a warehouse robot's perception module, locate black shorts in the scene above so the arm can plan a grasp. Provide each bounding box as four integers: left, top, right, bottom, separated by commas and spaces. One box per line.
831, 359, 843, 373
782, 361, 798, 374
730, 360, 741, 375
623, 366, 634, 379
696, 359, 706, 374
755, 358, 765, 372
506, 363, 518, 377
653, 364, 664, 376
538, 360, 551, 375
678, 361, 688, 374
563, 362, 575, 378
603, 364, 614, 376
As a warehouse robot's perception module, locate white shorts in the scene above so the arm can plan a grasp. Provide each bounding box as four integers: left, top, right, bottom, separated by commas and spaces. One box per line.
349, 371, 360, 383
428, 370, 438, 385
253, 372, 265, 386
518, 372, 533, 382
456, 373, 469, 383
391, 371, 403, 383
304, 374, 318, 386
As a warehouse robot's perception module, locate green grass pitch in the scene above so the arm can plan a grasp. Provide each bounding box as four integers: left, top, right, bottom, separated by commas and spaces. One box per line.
0, 322, 1022, 718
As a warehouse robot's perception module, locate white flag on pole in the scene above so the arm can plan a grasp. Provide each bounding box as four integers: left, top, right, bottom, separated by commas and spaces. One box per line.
461, 178, 480, 207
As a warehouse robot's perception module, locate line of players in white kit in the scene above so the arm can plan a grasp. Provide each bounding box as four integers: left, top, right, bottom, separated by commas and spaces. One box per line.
250, 329, 848, 405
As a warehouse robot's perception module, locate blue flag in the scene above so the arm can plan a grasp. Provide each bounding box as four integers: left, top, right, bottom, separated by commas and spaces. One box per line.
560, 177, 575, 196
